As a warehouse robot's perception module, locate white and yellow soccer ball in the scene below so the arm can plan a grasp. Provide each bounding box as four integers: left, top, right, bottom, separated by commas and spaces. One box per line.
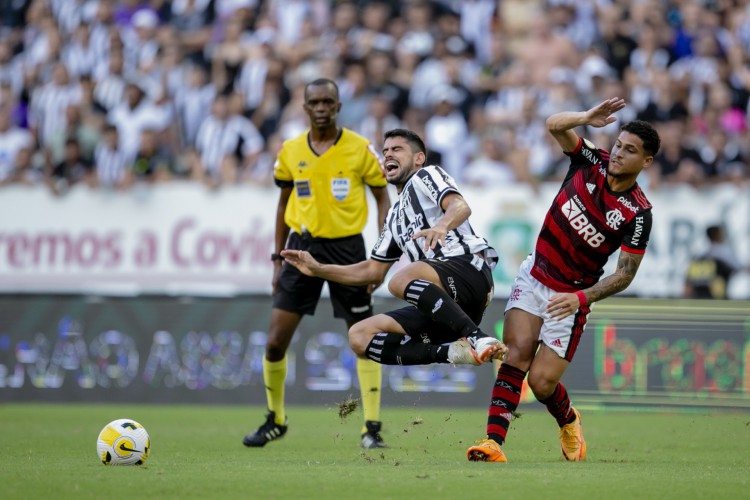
96, 419, 151, 465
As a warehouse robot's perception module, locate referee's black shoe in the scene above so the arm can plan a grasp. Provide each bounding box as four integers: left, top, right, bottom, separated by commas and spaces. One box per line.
361, 420, 387, 449
243, 410, 287, 447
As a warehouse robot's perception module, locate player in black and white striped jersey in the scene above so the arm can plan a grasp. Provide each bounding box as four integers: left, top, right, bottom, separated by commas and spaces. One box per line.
281, 128, 507, 367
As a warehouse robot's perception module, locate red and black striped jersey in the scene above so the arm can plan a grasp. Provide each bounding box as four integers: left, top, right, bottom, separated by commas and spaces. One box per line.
531, 136, 653, 292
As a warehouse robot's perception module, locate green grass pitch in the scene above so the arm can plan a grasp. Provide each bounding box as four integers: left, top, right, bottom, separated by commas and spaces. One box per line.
1, 403, 748, 499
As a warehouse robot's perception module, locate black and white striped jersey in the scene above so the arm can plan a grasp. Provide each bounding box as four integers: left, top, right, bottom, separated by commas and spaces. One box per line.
371, 165, 496, 265
94, 143, 133, 188
94, 74, 126, 113
195, 114, 264, 174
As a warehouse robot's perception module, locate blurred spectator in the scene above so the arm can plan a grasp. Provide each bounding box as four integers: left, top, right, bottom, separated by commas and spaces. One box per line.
271, 0, 315, 46
108, 80, 171, 160
29, 62, 81, 149
424, 84, 469, 180
114, 0, 152, 27
211, 16, 250, 94
132, 127, 174, 182
227, 91, 265, 182
364, 50, 408, 119
351, 1, 394, 57
173, 63, 215, 148
635, 69, 689, 123
0, 103, 33, 183
47, 137, 91, 195
0, 0, 744, 193
457, 0, 496, 65
0, 40, 24, 98
576, 55, 617, 106
169, 0, 215, 65
629, 23, 670, 77
0, 0, 30, 33
398, 0, 434, 60
23, 7, 64, 85
247, 61, 287, 140
88, 0, 117, 73
517, 15, 577, 88
252, 132, 282, 186
338, 59, 371, 129
475, 33, 514, 102
463, 131, 519, 187
235, 41, 271, 116
484, 62, 533, 126
46, 102, 99, 166
652, 119, 704, 188
61, 24, 97, 78
693, 82, 747, 138
93, 124, 132, 190
93, 50, 127, 113
684, 225, 747, 299
697, 129, 748, 184
157, 42, 190, 102
358, 92, 401, 152
3, 146, 41, 186
276, 83, 308, 141
319, 0, 358, 57
595, 3, 637, 80
214, 0, 258, 24
123, 8, 161, 75
193, 93, 263, 186
536, 67, 581, 118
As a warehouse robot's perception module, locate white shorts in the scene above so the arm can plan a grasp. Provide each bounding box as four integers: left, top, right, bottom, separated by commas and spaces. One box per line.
504, 254, 592, 361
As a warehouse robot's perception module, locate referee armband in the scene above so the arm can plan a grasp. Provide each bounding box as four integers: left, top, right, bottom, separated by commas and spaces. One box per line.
274, 178, 294, 188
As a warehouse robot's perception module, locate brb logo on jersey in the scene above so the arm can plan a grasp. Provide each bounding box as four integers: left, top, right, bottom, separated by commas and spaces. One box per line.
561, 196, 605, 248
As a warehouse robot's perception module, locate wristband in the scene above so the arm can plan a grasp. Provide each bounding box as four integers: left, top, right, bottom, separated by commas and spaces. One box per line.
271, 253, 284, 262
575, 290, 587, 307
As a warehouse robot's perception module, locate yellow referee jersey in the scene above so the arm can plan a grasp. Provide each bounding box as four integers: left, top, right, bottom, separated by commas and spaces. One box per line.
273, 128, 386, 239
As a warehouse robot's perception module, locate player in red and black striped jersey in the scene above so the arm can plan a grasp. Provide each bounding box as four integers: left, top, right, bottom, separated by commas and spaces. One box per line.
533, 120, 653, 292
468, 98, 661, 464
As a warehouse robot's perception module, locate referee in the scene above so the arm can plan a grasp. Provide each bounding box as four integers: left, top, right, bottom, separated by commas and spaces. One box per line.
243, 78, 391, 449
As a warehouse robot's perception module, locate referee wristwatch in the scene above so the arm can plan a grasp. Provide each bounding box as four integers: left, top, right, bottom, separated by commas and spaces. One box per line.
271, 253, 284, 262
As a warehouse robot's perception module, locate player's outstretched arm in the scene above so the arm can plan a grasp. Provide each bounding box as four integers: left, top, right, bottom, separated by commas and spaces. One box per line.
280, 249, 393, 286
546, 251, 643, 320
546, 97, 626, 153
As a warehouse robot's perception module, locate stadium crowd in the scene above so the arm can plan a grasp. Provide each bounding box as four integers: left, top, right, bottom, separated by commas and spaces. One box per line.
0, 0, 748, 194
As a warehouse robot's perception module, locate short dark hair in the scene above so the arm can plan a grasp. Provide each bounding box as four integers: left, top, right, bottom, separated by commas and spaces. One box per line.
706, 225, 724, 242
621, 120, 661, 157
383, 128, 427, 155
304, 78, 339, 100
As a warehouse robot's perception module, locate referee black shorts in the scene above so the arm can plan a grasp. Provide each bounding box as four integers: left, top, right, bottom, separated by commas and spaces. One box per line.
273, 231, 373, 322
385, 254, 494, 344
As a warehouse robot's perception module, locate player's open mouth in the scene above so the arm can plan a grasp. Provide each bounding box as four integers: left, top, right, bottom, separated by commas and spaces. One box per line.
385, 160, 399, 173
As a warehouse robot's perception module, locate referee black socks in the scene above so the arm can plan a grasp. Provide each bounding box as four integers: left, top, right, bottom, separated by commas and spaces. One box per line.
404, 279, 485, 339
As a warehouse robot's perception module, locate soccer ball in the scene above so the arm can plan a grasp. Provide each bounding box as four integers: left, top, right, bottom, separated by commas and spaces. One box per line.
96, 418, 151, 465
